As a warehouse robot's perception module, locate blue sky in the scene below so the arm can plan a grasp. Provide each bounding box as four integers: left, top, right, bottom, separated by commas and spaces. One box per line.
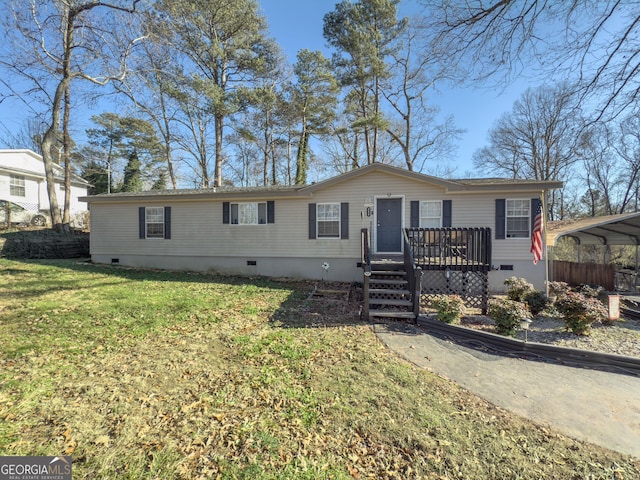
259, 0, 530, 176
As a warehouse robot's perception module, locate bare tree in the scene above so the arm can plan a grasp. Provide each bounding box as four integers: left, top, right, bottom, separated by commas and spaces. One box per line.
472, 84, 580, 219
614, 115, 640, 212
428, 0, 640, 122
1, 0, 145, 230
170, 75, 215, 188
0, 117, 47, 152
565, 114, 640, 218
383, 19, 464, 173
114, 27, 181, 189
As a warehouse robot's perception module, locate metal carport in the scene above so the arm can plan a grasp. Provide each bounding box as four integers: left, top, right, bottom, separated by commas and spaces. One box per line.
546, 212, 640, 289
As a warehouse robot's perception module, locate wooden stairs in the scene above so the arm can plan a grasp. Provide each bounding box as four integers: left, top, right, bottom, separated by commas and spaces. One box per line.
365, 262, 417, 321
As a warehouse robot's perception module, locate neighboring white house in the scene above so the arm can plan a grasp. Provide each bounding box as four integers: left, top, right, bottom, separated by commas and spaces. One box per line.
0, 149, 90, 220
81, 163, 562, 292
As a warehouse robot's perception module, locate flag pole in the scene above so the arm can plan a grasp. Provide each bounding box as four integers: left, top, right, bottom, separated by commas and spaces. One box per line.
542, 190, 549, 298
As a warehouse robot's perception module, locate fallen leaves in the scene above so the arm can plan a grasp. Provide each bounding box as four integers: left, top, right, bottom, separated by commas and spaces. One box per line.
1, 260, 639, 480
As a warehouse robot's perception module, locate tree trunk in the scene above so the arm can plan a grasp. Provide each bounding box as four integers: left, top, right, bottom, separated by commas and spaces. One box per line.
295, 122, 308, 185
62, 85, 71, 229
214, 113, 224, 187
41, 83, 66, 230
159, 93, 178, 189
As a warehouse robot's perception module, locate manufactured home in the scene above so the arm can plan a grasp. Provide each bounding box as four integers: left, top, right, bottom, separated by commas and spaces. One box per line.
83, 164, 561, 301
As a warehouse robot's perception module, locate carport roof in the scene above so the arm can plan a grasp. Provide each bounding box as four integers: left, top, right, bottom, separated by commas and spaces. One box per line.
547, 212, 640, 247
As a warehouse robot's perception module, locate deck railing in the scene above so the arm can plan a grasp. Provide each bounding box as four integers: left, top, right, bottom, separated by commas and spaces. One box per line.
405, 227, 492, 272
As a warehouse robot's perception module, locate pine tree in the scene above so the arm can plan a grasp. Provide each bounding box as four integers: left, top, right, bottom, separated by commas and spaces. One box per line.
121, 151, 143, 192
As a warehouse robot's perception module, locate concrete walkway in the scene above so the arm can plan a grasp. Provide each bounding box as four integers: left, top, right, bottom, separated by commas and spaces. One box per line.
373, 321, 640, 459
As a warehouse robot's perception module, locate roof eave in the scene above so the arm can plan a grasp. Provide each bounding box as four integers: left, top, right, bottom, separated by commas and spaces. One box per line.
80, 188, 307, 204
452, 181, 564, 194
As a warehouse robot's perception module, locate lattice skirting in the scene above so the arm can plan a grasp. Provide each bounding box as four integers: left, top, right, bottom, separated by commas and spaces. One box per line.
420, 270, 488, 311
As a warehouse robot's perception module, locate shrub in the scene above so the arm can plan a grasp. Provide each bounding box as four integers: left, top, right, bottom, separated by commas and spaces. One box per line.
487, 298, 531, 336
555, 291, 608, 336
523, 290, 551, 316
575, 283, 604, 298
503, 277, 535, 302
547, 281, 571, 300
430, 295, 466, 324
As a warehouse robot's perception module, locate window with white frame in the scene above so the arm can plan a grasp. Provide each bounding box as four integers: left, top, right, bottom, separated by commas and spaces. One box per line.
146, 207, 165, 238
506, 199, 530, 238
420, 200, 442, 227
10, 174, 25, 197
317, 203, 340, 238
230, 202, 267, 224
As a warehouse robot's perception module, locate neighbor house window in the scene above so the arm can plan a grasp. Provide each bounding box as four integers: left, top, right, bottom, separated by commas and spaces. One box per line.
506, 199, 530, 238
230, 202, 267, 224
10, 174, 25, 197
146, 207, 165, 238
420, 201, 442, 227
317, 203, 340, 238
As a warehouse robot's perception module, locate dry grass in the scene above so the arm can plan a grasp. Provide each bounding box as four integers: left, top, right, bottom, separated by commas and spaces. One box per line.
1, 259, 638, 479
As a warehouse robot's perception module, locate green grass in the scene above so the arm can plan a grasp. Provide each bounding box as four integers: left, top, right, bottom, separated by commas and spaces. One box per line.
1, 258, 638, 479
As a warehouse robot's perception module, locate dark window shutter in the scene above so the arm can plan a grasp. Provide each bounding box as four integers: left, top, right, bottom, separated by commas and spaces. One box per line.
139, 207, 145, 239
531, 198, 541, 236
308, 203, 316, 239
443, 200, 452, 227
410, 201, 419, 227
164, 206, 171, 239
340, 202, 349, 239
495, 199, 506, 240
222, 202, 230, 224
267, 201, 275, 224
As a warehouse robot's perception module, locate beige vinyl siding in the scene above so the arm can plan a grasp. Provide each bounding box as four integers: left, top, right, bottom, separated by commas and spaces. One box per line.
91, 198, 350, 258
90, 173, 538, 262
444, 193, 534, 262
89, 169, 544, 275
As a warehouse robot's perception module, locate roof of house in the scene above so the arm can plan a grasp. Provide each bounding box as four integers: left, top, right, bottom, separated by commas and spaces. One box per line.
547, 212, 640, 246
0, 149, 91, 186
80, 163, 563, 203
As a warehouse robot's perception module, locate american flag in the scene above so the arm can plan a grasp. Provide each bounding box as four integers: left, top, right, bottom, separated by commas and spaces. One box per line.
530, 200, 544, 265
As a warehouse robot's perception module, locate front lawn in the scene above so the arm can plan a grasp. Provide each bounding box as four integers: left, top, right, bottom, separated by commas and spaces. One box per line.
1, 259, 638, 479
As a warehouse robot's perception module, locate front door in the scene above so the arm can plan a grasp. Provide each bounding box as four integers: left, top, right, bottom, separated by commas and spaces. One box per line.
376, 198, 402, 253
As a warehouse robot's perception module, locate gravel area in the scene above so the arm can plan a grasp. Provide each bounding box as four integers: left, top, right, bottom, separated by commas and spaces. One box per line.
459, 314, 640, 359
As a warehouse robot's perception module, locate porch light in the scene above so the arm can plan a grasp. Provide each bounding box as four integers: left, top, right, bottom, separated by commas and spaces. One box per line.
520, 318, 532, 342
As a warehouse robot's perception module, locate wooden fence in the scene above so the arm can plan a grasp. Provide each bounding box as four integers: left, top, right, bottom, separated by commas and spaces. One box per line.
553, 260, 615, 291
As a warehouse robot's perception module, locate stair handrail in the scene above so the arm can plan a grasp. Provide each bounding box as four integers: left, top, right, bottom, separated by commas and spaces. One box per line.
361, 228, 371, 320
360, 228, 371, 273
403, 228, 423, 321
